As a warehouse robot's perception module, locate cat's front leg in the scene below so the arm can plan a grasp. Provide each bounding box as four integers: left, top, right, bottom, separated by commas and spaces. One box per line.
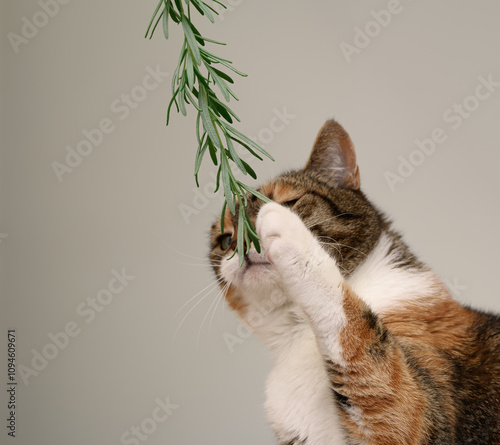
256, 202, 347, 363
257, 203, 428, 444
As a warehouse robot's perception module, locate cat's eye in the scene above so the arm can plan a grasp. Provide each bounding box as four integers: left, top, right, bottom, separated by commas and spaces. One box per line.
219, 234, 233, 251
282, 199, 299, 209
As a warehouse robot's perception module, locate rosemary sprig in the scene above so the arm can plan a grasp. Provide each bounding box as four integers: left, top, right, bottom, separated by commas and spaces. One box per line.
146, 0, 274, 265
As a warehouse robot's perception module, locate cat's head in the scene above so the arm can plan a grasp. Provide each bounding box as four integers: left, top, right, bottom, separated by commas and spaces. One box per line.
209, 120, 387, 315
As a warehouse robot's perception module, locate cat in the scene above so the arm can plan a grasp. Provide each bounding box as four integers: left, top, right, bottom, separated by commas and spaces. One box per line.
208, 120, 500, 444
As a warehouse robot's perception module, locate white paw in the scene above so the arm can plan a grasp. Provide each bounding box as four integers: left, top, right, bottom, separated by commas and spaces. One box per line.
256, 202, 316, 280
256, 202, 344, 309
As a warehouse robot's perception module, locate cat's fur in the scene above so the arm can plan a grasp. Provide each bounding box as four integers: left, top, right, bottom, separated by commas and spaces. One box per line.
209, 120, 500, 444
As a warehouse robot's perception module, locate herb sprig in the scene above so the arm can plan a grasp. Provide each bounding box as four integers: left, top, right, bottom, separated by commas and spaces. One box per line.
146, 0, 273, 265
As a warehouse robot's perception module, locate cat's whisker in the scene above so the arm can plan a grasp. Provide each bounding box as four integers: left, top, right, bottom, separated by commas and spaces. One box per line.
196, 282, 229, 344
318, 236, 368, 258
172, 279, 225, 343
196, 290, 222, 345
318, 240, 344, 262
209, 283, 229, 334
174, 277, 224, 317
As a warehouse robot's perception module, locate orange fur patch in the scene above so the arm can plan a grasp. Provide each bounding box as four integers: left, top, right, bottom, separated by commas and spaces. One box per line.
381, 296, 476, 353
273, 182, 302, 204
333, 284, 427, 444
259, 183, 275, 200
224, 285, 247, 315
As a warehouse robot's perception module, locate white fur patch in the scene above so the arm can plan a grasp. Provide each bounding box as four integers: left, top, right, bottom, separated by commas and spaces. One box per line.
265, 326, 347, 445
347, 232, 439, 313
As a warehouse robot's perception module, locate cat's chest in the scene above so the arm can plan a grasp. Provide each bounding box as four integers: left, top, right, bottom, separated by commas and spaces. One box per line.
264, 328, 347, 445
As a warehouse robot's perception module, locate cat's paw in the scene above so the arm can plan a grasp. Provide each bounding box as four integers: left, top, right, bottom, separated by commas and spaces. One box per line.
256, 202, 317, 281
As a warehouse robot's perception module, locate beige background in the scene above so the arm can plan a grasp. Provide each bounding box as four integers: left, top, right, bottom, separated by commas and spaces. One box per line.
1, 1, 500, 444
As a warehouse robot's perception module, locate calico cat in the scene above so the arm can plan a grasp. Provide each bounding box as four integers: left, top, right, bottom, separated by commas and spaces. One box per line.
208, 120, 500, 444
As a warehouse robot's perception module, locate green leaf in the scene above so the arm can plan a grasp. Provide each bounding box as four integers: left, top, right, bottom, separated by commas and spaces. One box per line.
244, 216, 258, 237
207, 138, 218, 165
237, 207, 245, 265
189, 0, 207, 19
237, 182, 272, 203
186, 55, 194, 90
168, 4, 181, 23
225, 125, 275, 161
187, 21, 206, 46
198, 48, 234, 65
188, 20, 203, 37
194, 137, 208, 184
240, 159, 257, 179
220, 200, 227, 233
210, 98, 240, 122
243, 225, 251, 254
217, 59, 248, 77
150, 10, 164, 39
183, 88, 201, 111
172, 46, 187, 88
214, 164, 221, 193
181, 16, 202, 65
207, 66, 230, 101
205, 66, 238, 102
198, 84, 221, 149
190, 86, 199, 98
199, 49, 248, 77
166, 86, 181, 124
174, 0, 182, 13
228, 135, 262, 160
245, 222, 261, 253
194, 34, 205, 46
225, 135, 247, 176
146, 0, 163, 38
211, 0, 227, 9
221, 157, 235, 214
212, 67, 234, 84
178, 89, 187, 116
231, 175, 247, 206
195, 112, 202, 144
200, 1, 220, 16
200, 36, 226, 45
162, 1, 170, 38
212, 101, 233, 123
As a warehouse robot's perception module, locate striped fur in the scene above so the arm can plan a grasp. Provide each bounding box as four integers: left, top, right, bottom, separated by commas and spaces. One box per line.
208, 120, 500, 444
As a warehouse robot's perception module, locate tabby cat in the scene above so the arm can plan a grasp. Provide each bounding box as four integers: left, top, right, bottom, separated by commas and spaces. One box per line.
209, 120, 500, 444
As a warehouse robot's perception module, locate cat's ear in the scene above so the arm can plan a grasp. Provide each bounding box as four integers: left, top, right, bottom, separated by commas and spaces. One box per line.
304, 120, 360, 190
